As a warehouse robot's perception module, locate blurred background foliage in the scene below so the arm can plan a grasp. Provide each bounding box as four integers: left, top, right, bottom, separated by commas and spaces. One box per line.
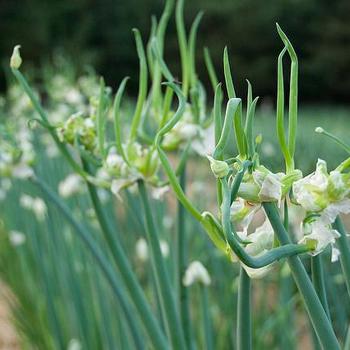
1, 0, 350, 103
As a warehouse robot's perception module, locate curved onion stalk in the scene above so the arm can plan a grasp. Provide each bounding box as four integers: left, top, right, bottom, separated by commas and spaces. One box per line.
204, 47, 219, 91
223, 47, 236, 98
138, 180, 187, 350
130, 29, 148, 141
112, 77, 130, 164
333, 217, 350, 299
213, 98, 242, 160
188, 11, 204, 88
237, 267, 252, 350
33, 177, 168, 350
263, 202, 340, 350
176, 0, 189, 97
11, 67, 88, 179
276, 24, 298, 163
97, 78, 107, 158
213, 84, 224, 205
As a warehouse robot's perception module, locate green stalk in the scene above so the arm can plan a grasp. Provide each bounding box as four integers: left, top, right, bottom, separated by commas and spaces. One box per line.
97, 78, 107, 158
177, 168, 194, 350
311, 254, 331, 319
204, 47, 219, 91
188, 12, 203, 88
333, 216, 350, 298
138, 180, 187, 350
263, 202, 340, 350
175, 0, 189, 97
130, 29, 148, 141
34, 177, 168, 349
200, 285, 213, 350
113, 77, 130, 164
237, 267, 252, 350
276, 24, 298, 161
223, 47, 236, 98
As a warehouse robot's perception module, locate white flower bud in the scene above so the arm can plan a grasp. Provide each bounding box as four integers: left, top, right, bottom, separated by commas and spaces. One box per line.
207, 156, 229, 178
183, 261, 211, 286
315, 127, 324, 134
9, 230, 26, 246
10, 45, 22, 69
135, 238, 148, 262
58, 173, 83, 198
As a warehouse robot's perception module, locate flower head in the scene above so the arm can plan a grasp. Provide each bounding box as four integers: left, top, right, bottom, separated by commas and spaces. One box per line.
183, 261, 211, 286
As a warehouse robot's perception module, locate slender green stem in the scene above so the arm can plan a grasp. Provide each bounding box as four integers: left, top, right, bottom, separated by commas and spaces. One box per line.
33, 177, 168, 349
311, 254, 331, 319
177, 168, 194, 350
138, 180, 187, 350
200, 285, 213, 350
176, 0, 189, 97
237, 267, 252, 350
204, 47, 218, 91
263, 202, 340, 350
333, 216, 350, 298
130, 29, 148, 141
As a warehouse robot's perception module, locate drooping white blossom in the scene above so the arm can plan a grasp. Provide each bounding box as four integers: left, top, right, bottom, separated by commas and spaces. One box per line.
183, 261, 211, 286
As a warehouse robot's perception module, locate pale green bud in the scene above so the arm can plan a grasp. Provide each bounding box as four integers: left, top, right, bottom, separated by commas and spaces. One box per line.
315, 127, 324, 134
10, 45, 22, 69
207, 156, 229, 178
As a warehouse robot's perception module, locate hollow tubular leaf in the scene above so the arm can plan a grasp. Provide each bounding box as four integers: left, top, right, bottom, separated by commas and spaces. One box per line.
213, 98, 241, 160
155, 82, 186, 145
151, 38, 174, 82
188, 11, 204, 88
276, 23, 298, 161
223, 47, 236, 98
130, 29, 148, 141
204, 47, 219, 91
245, 96, 259, 158
276, 47, 293, 172
97, 78, 107, 158
176, 0, 189, 97
113, 77, 130, 164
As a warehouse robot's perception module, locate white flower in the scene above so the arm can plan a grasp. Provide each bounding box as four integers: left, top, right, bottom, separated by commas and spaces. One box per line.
183, 261, 211, 286
67, 339, 82, 350
151, 186, 169, 200
253, 168, 283, 204
58, 173, 83, 198
241, 219, 275, 279
135, 238, 148, 261
293, 159, 329, 211
230, 198, 260, 237
20, 194, 47, 221
331, 247, 340, 263
191, 125, 215, 156
299, 219, 340, 256
12, 164, 34, 179
9, 230, 26, 246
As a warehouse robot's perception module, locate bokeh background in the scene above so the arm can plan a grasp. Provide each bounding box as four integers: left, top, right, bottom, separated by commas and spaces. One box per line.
1, 0, 350, 103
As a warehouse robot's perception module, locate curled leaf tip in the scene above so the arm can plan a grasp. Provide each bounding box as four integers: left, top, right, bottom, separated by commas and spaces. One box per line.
10, 45, 22, 69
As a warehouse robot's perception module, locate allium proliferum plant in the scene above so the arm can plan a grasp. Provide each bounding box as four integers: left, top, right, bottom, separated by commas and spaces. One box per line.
2, 0, 350, 349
